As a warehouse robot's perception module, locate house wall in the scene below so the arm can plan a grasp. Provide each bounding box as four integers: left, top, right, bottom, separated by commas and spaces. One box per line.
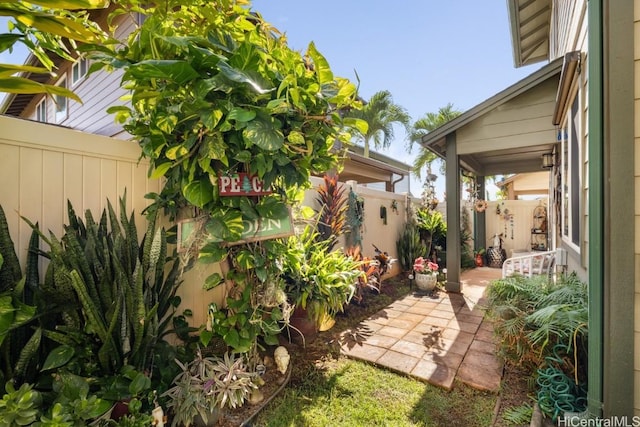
22, 13, 134, 139
0, 115, 160, 269
455, 77, 558, 155
547, 0, 589, 283
550, 0, 588, 62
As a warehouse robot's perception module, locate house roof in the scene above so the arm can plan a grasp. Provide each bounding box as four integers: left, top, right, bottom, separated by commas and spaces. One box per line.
339, 145, 412, 186
0, 53, 66, 116
507, 0, 552, 67
419, 57, 562, 176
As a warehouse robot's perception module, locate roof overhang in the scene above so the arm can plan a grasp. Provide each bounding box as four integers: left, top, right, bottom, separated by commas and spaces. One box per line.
339, 146, 411, 185
420, 57, 562, 177
507, 0, 552, 67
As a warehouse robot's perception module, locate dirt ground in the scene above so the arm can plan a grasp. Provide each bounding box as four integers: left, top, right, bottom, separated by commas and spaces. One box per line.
217, 276, 534, 427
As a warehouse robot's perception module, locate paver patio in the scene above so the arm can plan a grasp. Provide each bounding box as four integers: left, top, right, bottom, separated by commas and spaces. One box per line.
339, 267, 504, 392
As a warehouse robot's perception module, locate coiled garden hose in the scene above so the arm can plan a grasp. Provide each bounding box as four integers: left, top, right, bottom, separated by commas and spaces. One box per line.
536, 344, 587, 420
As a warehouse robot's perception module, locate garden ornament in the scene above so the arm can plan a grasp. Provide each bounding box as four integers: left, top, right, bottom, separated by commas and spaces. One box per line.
274, 346, 290, 375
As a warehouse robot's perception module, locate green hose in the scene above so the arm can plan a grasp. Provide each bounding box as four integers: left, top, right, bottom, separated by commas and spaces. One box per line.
536, 344, 587, 420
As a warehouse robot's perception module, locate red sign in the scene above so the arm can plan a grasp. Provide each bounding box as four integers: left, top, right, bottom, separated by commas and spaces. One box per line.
218, 173, 271, 196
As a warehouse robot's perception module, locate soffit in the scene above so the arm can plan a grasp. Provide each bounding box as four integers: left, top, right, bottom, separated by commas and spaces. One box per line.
508, 0, 552, 67
339, 149, 411, 184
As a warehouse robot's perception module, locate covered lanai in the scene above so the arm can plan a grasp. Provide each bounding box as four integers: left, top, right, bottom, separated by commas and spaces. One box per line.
419, 58, 563, 291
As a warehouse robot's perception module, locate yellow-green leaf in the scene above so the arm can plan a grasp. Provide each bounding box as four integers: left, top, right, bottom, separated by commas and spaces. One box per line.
0, 77, 82, 103
150, 162, 172, 179
0, 63, 51, 78
2, 0, 109, 9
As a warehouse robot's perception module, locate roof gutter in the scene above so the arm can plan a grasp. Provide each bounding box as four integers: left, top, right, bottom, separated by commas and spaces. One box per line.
551, 51, 581, 125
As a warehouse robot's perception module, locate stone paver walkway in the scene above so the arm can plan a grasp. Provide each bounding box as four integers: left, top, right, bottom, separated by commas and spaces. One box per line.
339, 267, 504, 392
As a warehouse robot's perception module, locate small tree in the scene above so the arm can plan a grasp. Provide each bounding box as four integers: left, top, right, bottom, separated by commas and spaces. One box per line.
316, 174, 347, 251
347, 90, 411, 157
409, 103, 462, 179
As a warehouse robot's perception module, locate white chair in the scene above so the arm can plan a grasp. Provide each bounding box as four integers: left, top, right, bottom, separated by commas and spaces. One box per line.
501, 250, 558, 279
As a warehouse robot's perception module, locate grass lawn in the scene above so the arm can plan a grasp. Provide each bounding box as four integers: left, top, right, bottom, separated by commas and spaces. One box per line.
252, 276, 498, 427
254, 357, 497, 426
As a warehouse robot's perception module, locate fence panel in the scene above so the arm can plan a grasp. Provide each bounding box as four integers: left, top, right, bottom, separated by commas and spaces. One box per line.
0, 116, 160, 268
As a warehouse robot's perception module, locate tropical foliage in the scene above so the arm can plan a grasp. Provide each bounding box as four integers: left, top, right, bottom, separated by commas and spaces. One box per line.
486, 273, 588, 419
415, 207, 447, 263
89, 0, 365, 357
396, 220, 427, 272
281, 225, 363, 325
409, 103, 461, 178
0, 0, 109, 100
0, 199, 186, 424
346, 89, 410, 157
97, 0, 364, 222
315, 174, 347, 251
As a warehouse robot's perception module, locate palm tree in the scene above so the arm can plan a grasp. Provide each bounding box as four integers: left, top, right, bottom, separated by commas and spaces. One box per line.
348, 90, 411, 157
409, 103, 461, 179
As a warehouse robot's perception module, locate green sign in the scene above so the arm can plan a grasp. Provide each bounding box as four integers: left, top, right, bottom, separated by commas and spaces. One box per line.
178, 212, 294, 250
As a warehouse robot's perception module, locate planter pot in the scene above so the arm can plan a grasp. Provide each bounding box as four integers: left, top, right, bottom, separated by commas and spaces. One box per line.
287, 306, 318, 345
486, 246, 506, 268
415, 273, 437, 292
475, 254, 484, 267
317, 311, 336, 332
193, 407, 221, 427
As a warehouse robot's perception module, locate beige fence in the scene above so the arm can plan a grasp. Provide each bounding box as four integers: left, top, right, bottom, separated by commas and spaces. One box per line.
0, 115, 160, 268
1, 115, 411, 328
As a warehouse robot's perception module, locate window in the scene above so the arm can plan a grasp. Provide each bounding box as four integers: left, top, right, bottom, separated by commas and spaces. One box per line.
560, 91, 582, 249
71, 58, 88, 86
54, 74, 68, 123
35, 98, 46, 122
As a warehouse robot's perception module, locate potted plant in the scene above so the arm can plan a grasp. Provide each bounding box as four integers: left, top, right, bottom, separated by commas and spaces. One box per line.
474, 248, 486, 267
163, 349, 257, 427
412, 257, 439, 292
281, 224, 364, 341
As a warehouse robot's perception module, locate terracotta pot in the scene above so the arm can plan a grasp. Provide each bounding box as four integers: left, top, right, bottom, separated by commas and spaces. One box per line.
475, 254, 484, 267
287, 306, 318, 345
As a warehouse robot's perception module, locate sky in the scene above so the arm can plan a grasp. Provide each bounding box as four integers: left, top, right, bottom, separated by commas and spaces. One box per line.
1, 2, 545, 198
250, 0, 545, 198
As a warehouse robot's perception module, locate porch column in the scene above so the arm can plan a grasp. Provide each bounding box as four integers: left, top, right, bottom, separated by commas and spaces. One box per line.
445, 132, 461, 292
475, 176, 486, 253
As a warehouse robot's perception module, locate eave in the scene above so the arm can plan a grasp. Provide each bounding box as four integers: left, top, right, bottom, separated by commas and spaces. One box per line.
507, 0, 552, 67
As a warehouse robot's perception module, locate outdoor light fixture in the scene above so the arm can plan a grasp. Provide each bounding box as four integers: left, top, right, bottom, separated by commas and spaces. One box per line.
541, 152, 555, 169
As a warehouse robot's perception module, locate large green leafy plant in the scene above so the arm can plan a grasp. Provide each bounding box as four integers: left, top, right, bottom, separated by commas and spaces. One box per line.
94, 0, 364, 355
281, 225, 362, 326
99, 0, 363, 223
